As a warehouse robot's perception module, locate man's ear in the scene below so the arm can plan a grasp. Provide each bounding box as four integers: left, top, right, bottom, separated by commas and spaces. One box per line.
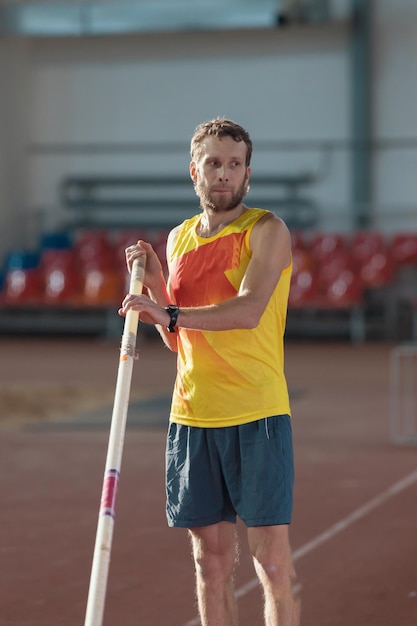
189, 161, 197, 183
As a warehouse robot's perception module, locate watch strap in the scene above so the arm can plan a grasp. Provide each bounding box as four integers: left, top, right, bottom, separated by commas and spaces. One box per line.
165, 305, 179, 333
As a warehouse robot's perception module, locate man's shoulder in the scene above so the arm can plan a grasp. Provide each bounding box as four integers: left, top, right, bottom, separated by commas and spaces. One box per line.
251, 209, 289, 234
167, 214, 200, 251
250, 211, 291, 261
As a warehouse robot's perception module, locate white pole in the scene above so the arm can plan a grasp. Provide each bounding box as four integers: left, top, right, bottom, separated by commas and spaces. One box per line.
84, 255, 146, 626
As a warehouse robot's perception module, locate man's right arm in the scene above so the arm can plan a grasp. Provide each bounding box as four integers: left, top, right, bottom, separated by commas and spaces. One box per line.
123, 230, 179, 352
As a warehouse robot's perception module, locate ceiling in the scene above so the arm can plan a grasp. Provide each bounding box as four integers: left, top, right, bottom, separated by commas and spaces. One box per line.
0, 0, 337, 37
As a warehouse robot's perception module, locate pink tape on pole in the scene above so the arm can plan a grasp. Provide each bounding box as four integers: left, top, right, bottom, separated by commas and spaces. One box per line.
100, 469, 119, 518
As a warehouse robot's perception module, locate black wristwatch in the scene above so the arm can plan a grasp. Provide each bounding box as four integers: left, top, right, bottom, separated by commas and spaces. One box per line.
165, 305, 179, 333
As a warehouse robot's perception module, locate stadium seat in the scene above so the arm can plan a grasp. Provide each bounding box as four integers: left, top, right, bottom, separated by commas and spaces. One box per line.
325, 269, 363, 306
317, 250, 352, 292
358, 250, 394, 288
4, 251, 42, 304
289, 268, 318, 306
347, 230, 395, 291
390, 233, 417, 265
350, 230, 385, 262
40, 231, 73, 251
81, 265, 125, 306
290, 230, 307, 251
292, 247, 314, 275
310, 232, 347, 262
152, 229, 170, 277
74, 229, 117, 268
41, 249, 81, 304
113, 229, 150, 269
316, 250, 363, 305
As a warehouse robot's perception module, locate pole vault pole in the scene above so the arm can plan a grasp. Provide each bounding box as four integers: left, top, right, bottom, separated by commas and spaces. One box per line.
84, 255, 146, 626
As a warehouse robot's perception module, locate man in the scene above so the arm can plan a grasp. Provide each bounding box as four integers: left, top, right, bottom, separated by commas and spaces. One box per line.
119, 118, 300, 625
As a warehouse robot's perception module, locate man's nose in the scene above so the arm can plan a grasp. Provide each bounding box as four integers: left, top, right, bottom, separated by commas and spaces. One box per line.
218, 166, 229, 181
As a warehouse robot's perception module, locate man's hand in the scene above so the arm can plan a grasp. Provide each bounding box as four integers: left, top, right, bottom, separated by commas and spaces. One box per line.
118, 293, 170, 328
125, 240, 164, 292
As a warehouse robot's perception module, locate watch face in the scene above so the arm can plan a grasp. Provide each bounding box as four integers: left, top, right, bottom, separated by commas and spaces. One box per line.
166, 305, 178, 332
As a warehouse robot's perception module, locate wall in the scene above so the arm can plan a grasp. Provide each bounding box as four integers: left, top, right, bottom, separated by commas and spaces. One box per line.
27, 22, 351, 238
373, 0, 417, 231
0, 39, 32, 254
0, 0, 417, 264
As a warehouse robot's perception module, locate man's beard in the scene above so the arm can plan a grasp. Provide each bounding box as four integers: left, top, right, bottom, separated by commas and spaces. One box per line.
197, 178, 248, 213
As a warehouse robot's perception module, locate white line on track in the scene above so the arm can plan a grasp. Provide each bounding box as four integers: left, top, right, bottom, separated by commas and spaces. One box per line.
181, 467, 417, 626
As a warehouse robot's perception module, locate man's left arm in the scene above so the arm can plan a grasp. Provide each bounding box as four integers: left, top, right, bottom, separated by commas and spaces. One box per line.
119, 213, 291, 332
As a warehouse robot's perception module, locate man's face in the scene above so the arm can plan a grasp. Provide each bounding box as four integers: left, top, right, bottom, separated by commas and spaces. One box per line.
190, 136, 251, 213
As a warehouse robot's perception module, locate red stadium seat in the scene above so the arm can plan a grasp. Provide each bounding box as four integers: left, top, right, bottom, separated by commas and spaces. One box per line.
317, 250, 352, 292
390, 233, 417, 265
74, 229, 117, 269
290, 230, 307, 251
41, 249, 81, 304
292, 248, 314, 275
310, 232, 347, 262
325, 269, 363, 306
350, 230, 385, 262
5, 268, 42, 304
348, 231, 395, 289
81, 266, 125, 306
358, 250, 394, 288
315, 251, 363, 307
72, 232, 123, 305
113, 229, 149, 269
289, 268, 318, 306
152, 229, 171, 277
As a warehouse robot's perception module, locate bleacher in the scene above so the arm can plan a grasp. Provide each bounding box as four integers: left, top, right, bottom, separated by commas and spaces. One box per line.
0, 228, 166, 338
1, 226, 416, 341
0, 174, 416, 341
287, 230, 417, 342
0, 172, 317, 338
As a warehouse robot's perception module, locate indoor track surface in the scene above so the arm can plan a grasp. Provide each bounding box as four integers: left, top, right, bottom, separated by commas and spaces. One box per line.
1, 335, 417, 626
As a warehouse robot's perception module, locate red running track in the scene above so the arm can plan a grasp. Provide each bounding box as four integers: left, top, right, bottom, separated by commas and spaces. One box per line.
1, 337, 417, 626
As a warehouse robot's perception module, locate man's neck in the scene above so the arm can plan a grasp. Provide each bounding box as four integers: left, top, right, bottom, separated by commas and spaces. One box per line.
197, 205, 247, 238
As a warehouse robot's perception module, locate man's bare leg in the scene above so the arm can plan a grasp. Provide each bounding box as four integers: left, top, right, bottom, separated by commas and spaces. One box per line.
248, 524, 301, 626
188, 521, 238, 626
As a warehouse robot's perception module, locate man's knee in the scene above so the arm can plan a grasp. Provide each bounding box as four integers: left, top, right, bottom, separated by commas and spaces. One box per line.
193, 551, 234, 586
254, 552, 299, 596
189, 524, 237, 583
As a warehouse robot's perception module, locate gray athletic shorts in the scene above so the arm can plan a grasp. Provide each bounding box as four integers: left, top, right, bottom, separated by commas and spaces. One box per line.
165, 414, 294, 528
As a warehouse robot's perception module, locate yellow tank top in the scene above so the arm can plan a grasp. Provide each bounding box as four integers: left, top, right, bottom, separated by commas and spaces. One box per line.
168, 207, 292, 428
